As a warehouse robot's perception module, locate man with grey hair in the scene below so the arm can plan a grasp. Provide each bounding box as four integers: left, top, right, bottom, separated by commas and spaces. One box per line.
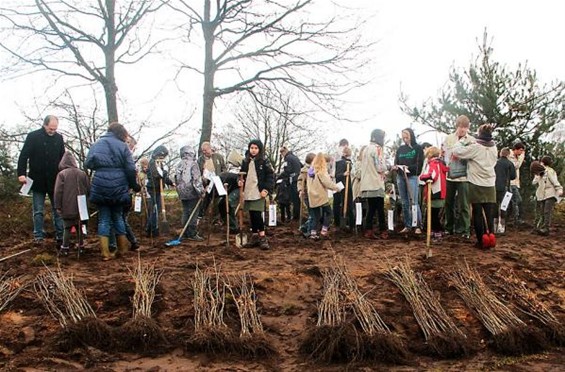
17, 115, 65, 247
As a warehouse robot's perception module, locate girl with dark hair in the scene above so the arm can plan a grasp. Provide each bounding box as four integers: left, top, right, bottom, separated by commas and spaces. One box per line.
239, 139, 275, 250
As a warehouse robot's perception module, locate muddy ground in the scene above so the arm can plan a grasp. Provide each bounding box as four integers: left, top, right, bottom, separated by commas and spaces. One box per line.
0, 198, 564, 371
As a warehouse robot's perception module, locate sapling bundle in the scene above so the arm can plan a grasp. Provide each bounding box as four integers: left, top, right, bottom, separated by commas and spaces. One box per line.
119, 258, 167, 354
338, 266, 408, 364
300, 266, 359, 363
493, 267, 565, 346
448, 262, 547, 355
34, 265, 113, 351
226, 273, 276, 358
188, 263, 234, 353
386, 260, 469, 358
0, 270, 25, 313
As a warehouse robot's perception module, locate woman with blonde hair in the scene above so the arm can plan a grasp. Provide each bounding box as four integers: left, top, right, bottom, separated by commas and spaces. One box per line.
306, 153, 340, 239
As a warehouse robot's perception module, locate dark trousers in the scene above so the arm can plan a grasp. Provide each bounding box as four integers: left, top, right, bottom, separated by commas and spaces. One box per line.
249, 210, 265, 233
333, 188, 354, 228
181, 198, 201, 237
431, 207, 442, 232
311, 204, 332, 233
279, 203, 292, 222
365, 197, 385, 232
471, 203, 496, 243
290, 182, 300, 220
535, 197, 556, 232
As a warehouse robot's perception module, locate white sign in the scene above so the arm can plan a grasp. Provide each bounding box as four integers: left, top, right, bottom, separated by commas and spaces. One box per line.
388, 210, 394, 231
211, 176, 227, 196
336, 181, 345, 191
77, 195, 89, 221
411, 205, 418, 227
355, 202, 363, 226
19, 177, 33, 196
134, 195, 142, 212
268, 204, 277, 226
500, 191, 513, 211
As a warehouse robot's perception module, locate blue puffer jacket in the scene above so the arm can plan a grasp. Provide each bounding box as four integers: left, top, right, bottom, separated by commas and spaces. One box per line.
85, 132, 138, 206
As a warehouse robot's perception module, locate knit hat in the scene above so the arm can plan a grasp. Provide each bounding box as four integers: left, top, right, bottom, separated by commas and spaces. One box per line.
370, 129, 385, 147
530, 160, 545, 175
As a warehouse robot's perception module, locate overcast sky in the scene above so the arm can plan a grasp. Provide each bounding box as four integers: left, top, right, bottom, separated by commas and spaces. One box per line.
1, 0, 564, 151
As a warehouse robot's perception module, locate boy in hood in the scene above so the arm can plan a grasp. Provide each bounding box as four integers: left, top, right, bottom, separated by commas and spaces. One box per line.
175, 145, 205, 241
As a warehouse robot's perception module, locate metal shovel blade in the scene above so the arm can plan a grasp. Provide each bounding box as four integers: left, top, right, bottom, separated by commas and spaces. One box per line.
235, 232, 247, 248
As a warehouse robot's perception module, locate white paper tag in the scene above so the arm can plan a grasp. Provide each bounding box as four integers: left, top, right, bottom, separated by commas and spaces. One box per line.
203, 169, 215, 181
355, 202, 363, 225
81, 224, 87, 235
206, 181, 214, 194
390, 184, 396, 201
388, 210, 394, 231
336, 181, 345, 191
500, 191, 513, 211
327, 189, 334, 198
77, 195, 89, 221
411, 205, 418, 227
134, 195, 142, 212
19, 177, 33, 196
211, 176, 227, 196
268, 204, 277, 226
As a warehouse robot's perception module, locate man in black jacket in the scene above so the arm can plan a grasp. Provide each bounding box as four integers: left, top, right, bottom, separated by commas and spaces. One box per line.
279, 146, 302, 221
17, 115, 66, 246
494, 147, 516, 233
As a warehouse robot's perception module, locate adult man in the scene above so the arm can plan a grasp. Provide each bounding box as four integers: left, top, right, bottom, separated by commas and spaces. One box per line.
279, 146, 302, 220
508, 142, 526, 226
17, 115, 65, 246
442, 115, 474, 238
197, 141, 226, 219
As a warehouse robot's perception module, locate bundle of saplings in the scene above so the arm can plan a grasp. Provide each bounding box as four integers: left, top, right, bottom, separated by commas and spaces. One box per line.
0, 270, 25, 313
448, 261, 547, 355
34, 265, 113, 352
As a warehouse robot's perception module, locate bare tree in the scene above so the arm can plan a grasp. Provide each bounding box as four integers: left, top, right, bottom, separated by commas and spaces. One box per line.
215, 90, 324, 171
0, 0, 168, 123
168, 0, 373, 147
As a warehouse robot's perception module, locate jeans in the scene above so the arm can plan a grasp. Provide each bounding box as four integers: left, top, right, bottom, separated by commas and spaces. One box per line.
32, 190, 64, 240
510, 185, 523, 222
444, 181, 471, 234
310, 204, 332, 233
98, 205, 126, 237
290, 181, 300, 220
146, 194, 162, 235
181, 198, 201, 237
397, 175, 421, 228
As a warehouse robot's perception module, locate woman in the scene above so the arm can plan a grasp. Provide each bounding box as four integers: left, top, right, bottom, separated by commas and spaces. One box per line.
85, 123, 140, 260
452, 124, 498, 248
239, 139, 274, 250
359, 129, 388, 239
394, 128, 424, 234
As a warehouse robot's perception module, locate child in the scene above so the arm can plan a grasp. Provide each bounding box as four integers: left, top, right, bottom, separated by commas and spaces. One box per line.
275, 176, 292, 223
297, 153, 316, 237
175, 145, 205, 241
145, 145, 175, 238
419, 146, 449, 240
239, 139, 274, 250
333, 147, 355, 230
307, 153, 340, 239
54, 152, 90, 256
494, 147, 516, 233
532, 156, 563, 236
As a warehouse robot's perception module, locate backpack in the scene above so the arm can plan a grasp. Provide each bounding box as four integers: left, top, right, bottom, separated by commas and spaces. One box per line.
176, 160, 196, 199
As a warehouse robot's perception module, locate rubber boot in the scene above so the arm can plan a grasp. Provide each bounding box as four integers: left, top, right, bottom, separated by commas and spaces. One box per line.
99, 236, 115, 261
116, 235, 130, 257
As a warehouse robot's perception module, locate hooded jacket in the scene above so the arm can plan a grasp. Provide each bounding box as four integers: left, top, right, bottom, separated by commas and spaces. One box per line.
17, 126, 65, 194
419, 157, 449, 200
175, 145, 204, 200
85, 131, 138, 206
240, 139, 275, 195
146, 145, 174, 195
280, 151, 302, 184
307, 169, 340, 208
394, 128, 424, 176
54, 152, 90, 220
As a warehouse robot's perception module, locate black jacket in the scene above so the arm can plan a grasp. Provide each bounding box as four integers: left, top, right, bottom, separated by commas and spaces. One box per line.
240, 156, 275, 194
494, 157, 516, 192
17, 127, 65, 194
335, 157, 353, 185
280, 152, 302, 184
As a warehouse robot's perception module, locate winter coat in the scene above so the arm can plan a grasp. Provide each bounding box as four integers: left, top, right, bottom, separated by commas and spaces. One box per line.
85, 132, 138, 206
146, 145, 174, 195
360, 143, 387, 193
175, 146, 204, 200
419, 157, 449, 201
275, 177, 292, 204
219, 172, 239, 195
198, 153, 226, 177
307, 170, 339, 208
17, 127, 65, 194
533, 166, 563, 201
335, 157, 353, 186
54, 152, 90, 220
280, 152, 302, 184
452, 139, 497, 187
442, 132, 475, 182
240, 156, 275, 195
494, 157, 516, 192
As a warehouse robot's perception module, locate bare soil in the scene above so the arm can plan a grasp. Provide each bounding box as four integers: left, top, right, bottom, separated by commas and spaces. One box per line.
1, 199, 564, 371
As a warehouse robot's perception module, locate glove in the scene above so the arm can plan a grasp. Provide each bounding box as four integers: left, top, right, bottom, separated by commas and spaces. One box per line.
132, 183, 142, 193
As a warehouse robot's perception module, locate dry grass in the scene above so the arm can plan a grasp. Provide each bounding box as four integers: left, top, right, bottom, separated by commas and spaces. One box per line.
0, 270, 26, 313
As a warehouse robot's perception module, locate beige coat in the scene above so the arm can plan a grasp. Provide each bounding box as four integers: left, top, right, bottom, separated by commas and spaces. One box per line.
508, 152, 525, 187
359, 143, 386, 192
533, 167, 563, 201
307, 171, 339, 208
452, 141, 497, 187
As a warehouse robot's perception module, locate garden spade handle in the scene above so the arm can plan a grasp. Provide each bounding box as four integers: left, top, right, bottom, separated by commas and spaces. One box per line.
343, 162, 350, 218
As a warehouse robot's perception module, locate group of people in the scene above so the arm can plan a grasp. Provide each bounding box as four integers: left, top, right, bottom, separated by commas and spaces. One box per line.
17, 114, 563, 260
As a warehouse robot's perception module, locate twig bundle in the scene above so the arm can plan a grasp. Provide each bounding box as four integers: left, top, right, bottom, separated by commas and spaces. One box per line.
448, 262, 546, 355
493, 267, 565, 345
119, 258, 168, 353
226, 273, 276, 357
34, 265, 112, 351
386, 260, 469, 358
0, 270, 25, 313
188, 263, 233, 353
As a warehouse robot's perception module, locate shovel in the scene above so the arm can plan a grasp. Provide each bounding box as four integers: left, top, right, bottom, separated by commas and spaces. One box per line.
159, 179, 170, 234
165, 198, 203, 247
425, 180, 433, 258
224, 183, 230, 248
235, 172, 248, 247
341, 162, 351, 229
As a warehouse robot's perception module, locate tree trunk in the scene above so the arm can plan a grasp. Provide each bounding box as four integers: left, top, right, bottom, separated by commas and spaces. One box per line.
104, 0, 118, 123
199, 0, 215, 148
